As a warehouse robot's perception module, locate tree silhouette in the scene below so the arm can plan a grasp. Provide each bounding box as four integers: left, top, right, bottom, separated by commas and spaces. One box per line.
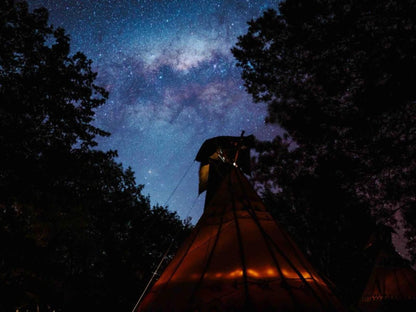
233, 0, 416, 305
1, 0, 109, 198
0, 1, 190, 311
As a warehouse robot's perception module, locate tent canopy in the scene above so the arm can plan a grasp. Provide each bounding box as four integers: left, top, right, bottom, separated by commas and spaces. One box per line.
136, 135, 344, 311
359, 225, 416, 312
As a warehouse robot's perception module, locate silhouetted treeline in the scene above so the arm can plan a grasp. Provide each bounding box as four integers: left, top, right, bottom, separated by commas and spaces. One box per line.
0, 1, 190, 311
233, 0, 416, 308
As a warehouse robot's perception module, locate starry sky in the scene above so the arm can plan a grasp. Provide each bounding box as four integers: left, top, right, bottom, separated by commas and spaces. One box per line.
27, 0, 282, 223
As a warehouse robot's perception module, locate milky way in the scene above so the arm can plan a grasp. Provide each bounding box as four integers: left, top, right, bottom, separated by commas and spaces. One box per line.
27, 0, 282, 222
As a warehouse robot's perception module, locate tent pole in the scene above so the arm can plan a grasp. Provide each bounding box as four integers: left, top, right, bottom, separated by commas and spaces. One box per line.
131, 241, 173, 312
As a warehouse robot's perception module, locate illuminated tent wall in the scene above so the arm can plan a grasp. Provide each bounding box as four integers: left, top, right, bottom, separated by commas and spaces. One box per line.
359, 226, 416, 312
136, 135, 344, 311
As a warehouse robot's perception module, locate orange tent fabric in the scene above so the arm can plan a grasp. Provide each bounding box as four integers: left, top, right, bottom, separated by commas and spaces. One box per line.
136, 163, 344, 311
359, 234, 416, 312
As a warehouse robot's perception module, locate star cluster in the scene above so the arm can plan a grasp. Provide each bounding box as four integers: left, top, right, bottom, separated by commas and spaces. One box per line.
27, 0, 282, 222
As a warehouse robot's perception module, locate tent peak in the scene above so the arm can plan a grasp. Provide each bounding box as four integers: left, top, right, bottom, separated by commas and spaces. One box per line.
195, 134, 255, 196
195, 133, 255, 170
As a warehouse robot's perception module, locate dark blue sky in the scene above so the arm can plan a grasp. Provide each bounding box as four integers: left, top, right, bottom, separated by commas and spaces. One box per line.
27, 0, 282, 223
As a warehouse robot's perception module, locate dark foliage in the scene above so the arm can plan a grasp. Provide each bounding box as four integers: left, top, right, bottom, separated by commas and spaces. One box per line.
0, 1, 190, 311
233, 0, 416, 306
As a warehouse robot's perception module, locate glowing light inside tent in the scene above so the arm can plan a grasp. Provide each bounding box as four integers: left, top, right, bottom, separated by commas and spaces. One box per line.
185, 267, 316, 281
247, 269, 260, 277
267, 268, 277, 276
228, 269, 244, 278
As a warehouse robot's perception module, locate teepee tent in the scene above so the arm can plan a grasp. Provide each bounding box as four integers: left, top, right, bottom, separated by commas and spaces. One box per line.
359, 225, 416, 312
135, 135, 344, 311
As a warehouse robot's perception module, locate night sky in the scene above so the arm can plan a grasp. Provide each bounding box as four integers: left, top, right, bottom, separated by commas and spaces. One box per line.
27, 0, 282, 223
